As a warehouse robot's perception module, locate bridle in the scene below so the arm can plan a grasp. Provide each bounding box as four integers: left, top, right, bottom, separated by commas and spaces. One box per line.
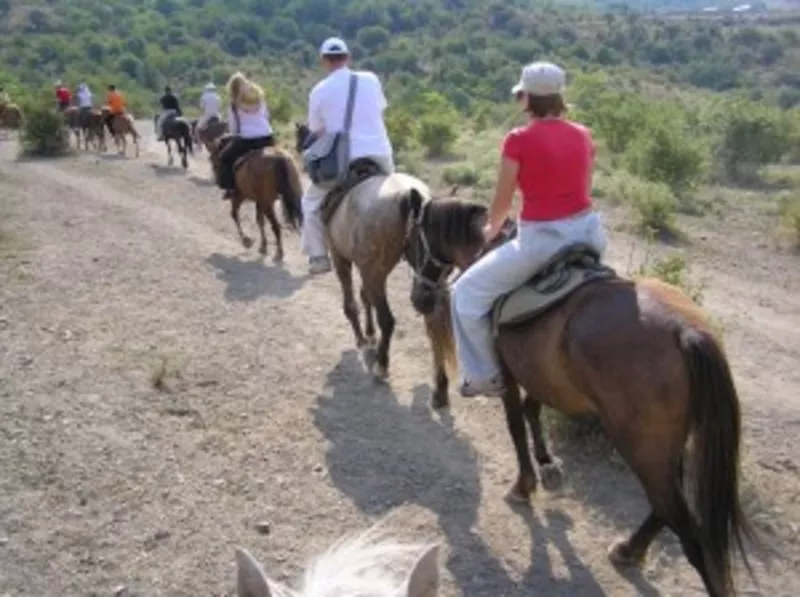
404, 200, 453, 292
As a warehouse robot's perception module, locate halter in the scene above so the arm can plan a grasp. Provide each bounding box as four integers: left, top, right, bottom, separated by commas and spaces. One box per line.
404, 200, 453, 291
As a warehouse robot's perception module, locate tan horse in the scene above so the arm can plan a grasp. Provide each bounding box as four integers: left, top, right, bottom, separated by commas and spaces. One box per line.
0, 103, 23, 129
64, 106, 105, 151
102, 108, 139, 156
208, 139, 304, 262
406, 196, 753, 597
321, 173, 435, 380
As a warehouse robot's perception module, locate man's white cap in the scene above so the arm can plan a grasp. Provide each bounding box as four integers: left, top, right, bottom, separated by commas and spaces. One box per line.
319, 37, 349, 56
511, 61, 566, 96
204, 82, 216, 90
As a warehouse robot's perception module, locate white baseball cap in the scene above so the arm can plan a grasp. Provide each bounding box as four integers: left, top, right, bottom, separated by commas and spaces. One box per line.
319, 37, 349, 56
511, 62, 566, 97
204, 82, 216, 90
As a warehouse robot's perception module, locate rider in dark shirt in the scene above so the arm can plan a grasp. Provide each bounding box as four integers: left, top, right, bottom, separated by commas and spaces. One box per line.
156, 85, 182, 141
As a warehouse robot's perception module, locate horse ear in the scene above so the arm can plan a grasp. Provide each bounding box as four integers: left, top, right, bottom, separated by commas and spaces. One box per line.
404, 544, 440, 597
235, 547, 273, 597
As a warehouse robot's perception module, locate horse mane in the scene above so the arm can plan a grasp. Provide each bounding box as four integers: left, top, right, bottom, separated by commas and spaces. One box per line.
423, 198, 486, 251
236, 524, 440, 597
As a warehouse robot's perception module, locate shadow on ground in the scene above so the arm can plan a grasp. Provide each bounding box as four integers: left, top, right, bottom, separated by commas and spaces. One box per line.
205, 252, 308, 301
313, 350, 664, 595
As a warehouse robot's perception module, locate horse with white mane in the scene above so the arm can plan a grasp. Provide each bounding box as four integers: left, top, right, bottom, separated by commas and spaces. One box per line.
234, 527, 440, 597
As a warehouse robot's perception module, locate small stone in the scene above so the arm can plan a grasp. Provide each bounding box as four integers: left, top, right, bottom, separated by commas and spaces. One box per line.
153, 530, 171, 542
0, 536, 9, 546
113, 586, 128, 597
313, 464, 324, 473
254, 521, 271, 535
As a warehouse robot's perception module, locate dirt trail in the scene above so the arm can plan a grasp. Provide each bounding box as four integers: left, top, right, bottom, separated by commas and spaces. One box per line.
1, 128, 798, 596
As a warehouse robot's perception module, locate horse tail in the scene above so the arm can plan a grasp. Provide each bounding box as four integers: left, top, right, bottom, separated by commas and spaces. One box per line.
274, 151, 304, 231
680, 326, 754, 595
183, 121, 194, 155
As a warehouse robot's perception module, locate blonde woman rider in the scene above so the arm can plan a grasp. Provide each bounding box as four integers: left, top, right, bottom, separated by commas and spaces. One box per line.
216, 72, 275, 200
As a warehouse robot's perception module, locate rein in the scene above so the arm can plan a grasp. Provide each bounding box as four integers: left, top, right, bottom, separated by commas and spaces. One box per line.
403, 200, 454, 292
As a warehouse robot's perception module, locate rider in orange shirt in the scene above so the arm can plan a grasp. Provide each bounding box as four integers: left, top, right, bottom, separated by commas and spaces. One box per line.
105, 84, 126, 135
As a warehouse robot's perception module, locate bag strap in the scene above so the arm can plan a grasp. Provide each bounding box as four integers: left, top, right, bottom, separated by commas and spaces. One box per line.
343, 72, 359, 134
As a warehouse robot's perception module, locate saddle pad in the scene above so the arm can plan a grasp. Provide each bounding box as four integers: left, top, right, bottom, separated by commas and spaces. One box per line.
491, 248, 616, 334
320, 158, 385, 226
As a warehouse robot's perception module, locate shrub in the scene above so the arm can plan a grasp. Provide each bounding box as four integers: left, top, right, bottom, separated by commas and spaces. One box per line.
442, 164, 480, 186
418, 114, 457, 157
781, 194, 800, 247
712, 99, 791, 184
19, 100, 70, 157
605, 170, 679, 234
635, 252, 705, 304
624, 123, 707, 194
384, 107, 417, 152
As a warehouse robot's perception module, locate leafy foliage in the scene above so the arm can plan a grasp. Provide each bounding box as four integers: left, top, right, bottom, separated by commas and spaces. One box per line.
19, 98, 70, 157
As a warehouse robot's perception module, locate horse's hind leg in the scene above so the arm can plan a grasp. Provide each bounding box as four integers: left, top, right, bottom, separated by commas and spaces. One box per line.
359, 287, 376, 346
501, 371, 538, 503
255, 203, 268, 257
522, 394, 563, 490
230, 196, 253, 249
166, 140, 174, 165
365, 281, 394, 381
263, 204, 283, 264
332, 251, 367, 351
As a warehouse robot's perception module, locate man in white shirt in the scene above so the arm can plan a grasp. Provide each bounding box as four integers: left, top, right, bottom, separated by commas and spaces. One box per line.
198, 82, 221, 131
300, 37, 394, 275
76, 83, 93, 109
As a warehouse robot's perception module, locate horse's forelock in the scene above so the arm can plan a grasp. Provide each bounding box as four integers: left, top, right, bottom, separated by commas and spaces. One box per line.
426, 198, 486, 250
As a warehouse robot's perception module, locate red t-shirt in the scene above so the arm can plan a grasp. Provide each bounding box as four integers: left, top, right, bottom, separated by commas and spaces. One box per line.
56, 87, 71, 104
501, 119, 595, 222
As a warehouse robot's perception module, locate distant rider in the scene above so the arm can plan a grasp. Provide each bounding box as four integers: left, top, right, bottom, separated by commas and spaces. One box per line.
156, 85, 182, 141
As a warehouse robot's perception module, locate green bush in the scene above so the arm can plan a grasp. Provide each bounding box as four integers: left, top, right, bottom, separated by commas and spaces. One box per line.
384, 107, 417, 152
442, 163, 480, 186
418, 114, 457, 157
624, 123, 707, 194
606, 170, 678, 234
712, 99, 791, 184
19, 100, 70, 157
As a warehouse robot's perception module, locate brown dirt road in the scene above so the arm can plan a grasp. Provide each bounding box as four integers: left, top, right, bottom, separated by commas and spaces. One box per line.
1, 126, 799, 596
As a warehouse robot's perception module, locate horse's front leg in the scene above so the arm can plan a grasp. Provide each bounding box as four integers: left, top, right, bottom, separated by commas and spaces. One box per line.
230, 195, 252, 249
502, 378, 538, 503
166, 140, 174, 166
424, 306, 452, 409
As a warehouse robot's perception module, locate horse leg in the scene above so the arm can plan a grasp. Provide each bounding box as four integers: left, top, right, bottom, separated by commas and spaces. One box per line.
522, 394, 564, 490
331, 251, 367, 350
230, 195, 253, 249
367, 283, 394, 381
166, 139, 174, 166
263, 203, 283, 264
424, 304, 452, 409
359, 287, 376, 346
181, 138, 188, 169
501, 372, 538, 503
255, 202, 268, 256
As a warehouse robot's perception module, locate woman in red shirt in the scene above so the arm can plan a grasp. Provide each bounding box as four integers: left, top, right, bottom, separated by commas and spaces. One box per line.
451, 61, 607, 398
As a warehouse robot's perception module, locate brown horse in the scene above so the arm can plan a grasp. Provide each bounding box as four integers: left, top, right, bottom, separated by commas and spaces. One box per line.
192, 116, 228, 153
0, 103, 23, 129
102, 108, 140, 157
404, 194, 753, 597
208, 139, 304, 262
64, 106, 106, 151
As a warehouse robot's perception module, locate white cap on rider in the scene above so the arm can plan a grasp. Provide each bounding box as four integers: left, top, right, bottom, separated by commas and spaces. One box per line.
511, 62, 566, 97
319, 37, 349, 56
204, 82, 215, 90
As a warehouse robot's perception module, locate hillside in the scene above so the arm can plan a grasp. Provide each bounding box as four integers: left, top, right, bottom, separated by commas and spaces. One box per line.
1, 0, 799, 115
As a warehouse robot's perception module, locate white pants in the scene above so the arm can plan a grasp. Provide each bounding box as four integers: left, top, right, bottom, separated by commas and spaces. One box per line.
155, 109, 177, 136
300, 154, 395, 258
451, 210, 607, 383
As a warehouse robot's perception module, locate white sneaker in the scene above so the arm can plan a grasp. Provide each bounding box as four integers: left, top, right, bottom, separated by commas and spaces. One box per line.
460, 376, 505, 398
309, 256, 331, 275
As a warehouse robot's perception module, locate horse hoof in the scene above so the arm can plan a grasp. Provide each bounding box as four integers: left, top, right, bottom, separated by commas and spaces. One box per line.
360, 345, 377, 366
504, 483, 533, 505
366, 335, 377, 347
272, 253, 283, 265
258, 245, 267, 256
241, 237, 253, 249
371, 362, 388, 381
539, 462, 564, 491
608, 540, 644, 568
431, 389, 449, 410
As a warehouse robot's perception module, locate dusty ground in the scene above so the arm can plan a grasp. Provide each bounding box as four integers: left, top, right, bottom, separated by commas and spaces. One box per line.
0, 125, 798, 597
